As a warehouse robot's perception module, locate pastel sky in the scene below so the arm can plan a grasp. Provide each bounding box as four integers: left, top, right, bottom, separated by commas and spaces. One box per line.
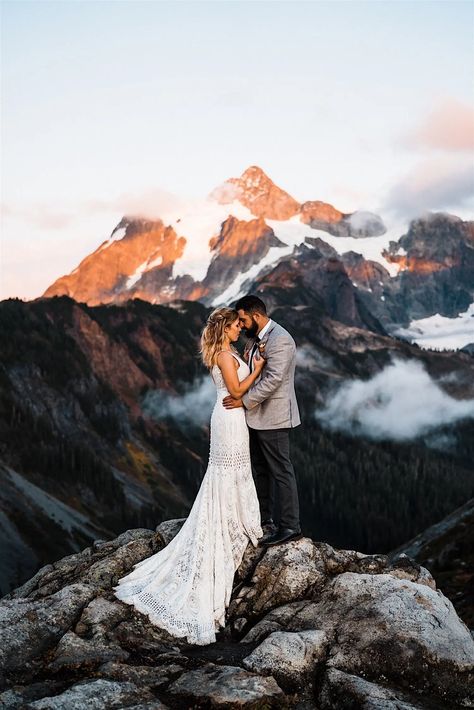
1, 0, 473, 300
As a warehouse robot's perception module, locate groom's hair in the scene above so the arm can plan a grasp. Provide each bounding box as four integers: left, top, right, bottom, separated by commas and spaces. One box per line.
235, 294, 267, 315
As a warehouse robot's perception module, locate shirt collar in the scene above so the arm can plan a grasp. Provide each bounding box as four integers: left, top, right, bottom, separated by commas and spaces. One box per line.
257, 318, 273, 340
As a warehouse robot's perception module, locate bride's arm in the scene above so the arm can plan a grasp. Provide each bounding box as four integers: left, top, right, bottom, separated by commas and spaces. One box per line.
217, 352, 265, 399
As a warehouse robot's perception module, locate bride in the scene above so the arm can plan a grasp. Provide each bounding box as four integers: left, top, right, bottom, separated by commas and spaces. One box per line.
113, 306, 265, 645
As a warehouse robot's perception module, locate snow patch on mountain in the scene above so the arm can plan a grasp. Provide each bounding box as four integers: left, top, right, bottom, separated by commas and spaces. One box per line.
126, 254, 163, 289
211, 243, 295, 306
267, 216, 405, 277
209, 215, 408, 305
163, 198, 255, 281
95, 226, 128, 255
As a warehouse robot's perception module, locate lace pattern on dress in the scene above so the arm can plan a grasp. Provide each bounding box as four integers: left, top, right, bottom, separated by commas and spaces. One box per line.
113, 349, 262, 645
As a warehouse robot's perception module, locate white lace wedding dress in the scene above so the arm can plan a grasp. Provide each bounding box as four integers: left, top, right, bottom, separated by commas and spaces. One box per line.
113, 351, 263, 645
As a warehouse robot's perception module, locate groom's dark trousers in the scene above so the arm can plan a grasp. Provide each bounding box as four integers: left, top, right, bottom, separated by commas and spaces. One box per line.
248, 427, 300, 530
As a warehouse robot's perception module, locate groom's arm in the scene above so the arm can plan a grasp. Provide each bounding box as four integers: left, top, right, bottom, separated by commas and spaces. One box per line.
242, 336, 295, 410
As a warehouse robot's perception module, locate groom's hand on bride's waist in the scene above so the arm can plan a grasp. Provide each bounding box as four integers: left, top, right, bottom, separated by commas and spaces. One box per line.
223, 396, 244, 409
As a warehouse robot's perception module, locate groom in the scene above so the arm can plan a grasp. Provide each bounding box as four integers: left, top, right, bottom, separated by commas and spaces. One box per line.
223, 294, 301, 546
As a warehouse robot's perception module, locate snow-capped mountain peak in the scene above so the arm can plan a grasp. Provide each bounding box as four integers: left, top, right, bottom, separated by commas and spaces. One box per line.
42, 167, 474, 350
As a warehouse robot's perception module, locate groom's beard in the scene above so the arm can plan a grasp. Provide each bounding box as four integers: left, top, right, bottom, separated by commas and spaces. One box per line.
244, 317, 259, 338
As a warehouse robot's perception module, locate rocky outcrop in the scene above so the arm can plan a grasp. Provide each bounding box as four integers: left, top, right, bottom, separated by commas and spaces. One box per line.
201, 215, 286, 300
392, 496, 474, 629
380, 213, 474, 325
300, 202, 386, 238
0, 522, 472, 708
250, 241, 389, 335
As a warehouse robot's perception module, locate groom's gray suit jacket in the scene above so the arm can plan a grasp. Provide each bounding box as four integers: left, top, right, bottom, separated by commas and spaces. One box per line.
242, 320, 300, 430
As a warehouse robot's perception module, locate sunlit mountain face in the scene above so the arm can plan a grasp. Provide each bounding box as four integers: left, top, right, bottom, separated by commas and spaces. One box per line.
42, 165, 474, 352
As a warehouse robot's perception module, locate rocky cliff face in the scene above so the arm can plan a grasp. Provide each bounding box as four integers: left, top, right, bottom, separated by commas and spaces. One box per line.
377, 213, 474, 327
247, 240, 388, 335
0, 522, 472, 709
200, 215, 286, 302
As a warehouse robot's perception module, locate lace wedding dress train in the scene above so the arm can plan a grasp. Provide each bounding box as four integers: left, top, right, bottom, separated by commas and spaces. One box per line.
113, 351, 263, 645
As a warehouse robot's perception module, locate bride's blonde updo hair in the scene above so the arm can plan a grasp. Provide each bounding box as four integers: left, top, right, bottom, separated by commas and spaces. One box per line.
200, 307, 239, 369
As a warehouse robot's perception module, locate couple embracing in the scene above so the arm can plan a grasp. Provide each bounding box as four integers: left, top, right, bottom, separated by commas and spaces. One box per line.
114, 295, 301, 645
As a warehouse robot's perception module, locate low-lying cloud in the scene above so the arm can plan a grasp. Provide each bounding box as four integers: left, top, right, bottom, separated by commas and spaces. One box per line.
296, 344, 336, 373
315, 357, 474, 442
141, 377, 216, 428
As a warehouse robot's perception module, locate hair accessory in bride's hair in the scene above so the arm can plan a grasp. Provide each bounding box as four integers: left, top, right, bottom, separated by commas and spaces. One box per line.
207, 310, 226, 325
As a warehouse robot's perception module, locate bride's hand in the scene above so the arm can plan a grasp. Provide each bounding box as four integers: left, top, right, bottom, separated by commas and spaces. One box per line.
253, 353, 266, 374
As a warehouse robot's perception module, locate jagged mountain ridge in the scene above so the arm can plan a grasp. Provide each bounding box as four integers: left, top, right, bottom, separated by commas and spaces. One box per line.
42, 165, 474, 346
43, 165, 388, 309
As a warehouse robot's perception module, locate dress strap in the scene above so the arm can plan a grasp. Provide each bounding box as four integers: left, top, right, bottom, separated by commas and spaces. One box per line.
216, 350, 241, 364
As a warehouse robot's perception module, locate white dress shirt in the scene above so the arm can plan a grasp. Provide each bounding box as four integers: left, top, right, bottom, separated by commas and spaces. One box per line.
249, 318, 272, 371
257, 318, 273, 340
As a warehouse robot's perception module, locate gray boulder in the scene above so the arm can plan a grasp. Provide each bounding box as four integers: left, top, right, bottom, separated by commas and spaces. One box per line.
0, 525, 472, 708
26, 678, 160, 709
243, 629, 328, 685
0, 582, 95, 676
167, 662, 285, 707
319, 668, 427, 709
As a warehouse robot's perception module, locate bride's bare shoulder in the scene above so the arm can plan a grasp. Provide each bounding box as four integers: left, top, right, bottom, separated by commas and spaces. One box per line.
216, 350, 239, 369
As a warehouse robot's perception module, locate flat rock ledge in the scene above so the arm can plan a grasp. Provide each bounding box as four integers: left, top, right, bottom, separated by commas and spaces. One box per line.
0, 520, 472, 709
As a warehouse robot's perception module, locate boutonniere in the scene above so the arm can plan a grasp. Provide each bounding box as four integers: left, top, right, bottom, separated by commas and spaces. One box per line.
257, 338, 268, 357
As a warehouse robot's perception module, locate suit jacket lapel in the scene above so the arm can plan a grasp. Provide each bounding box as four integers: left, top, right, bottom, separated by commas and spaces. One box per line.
263, 321, 277, 340
245, 320, 278, 367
